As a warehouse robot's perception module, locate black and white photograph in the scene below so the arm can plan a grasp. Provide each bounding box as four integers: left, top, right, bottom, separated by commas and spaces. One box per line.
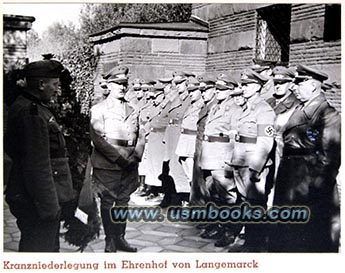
2, 0, 343, 272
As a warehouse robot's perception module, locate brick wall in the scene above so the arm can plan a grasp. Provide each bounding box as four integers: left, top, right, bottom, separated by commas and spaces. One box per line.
91, 22, 208, 99
192, 3, 341, 111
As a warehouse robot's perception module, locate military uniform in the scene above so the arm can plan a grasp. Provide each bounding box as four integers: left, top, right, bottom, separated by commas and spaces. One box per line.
5, 60, 74, 252
90, 66, 145, 252
190, 93, 217, 205
266, 66, 300, 206
175, 78, 204, 183
269, 65, 341, 252
144, 84, 169, 188
229, 70, 276, 250
164, 88, 191, 193
200, 96, 239, 206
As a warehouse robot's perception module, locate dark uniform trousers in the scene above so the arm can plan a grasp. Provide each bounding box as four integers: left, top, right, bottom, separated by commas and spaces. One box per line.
5, 93, 74, 252
90, 96, 144, 248
93, 168, 139, 239
269, 93, 340, 252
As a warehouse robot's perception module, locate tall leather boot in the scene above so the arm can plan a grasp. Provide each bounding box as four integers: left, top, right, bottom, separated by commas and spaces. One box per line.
101, 209, 117, 252
114, 222, 137, 252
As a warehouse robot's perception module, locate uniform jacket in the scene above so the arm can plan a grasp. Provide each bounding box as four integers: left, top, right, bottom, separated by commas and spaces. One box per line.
176, 98, 204, 157
90, 96, 145, 170
230, 94, 276, 172
200, 97, 239, 170
276, 93, 341, 203
5, 93, 73, 220
272, 93, 340, 252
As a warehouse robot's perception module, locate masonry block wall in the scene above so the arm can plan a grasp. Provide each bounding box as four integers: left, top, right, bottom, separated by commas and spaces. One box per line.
192, 3, 270, 79
91, 23, 208, 100
3, 15, 35, 73
289, 4, 341, 82
192, 3, 341, 111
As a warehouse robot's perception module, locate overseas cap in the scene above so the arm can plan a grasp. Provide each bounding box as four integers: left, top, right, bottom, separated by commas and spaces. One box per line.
241, 69, 268, 85
24, 60, 64, 78
104, 66, 129, 83
295, 64, 328, 82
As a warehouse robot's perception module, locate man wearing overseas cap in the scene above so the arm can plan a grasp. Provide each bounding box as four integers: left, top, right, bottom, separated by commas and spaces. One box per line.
199, 73, 241, 247
162, 71, 193, 206
89, 65, 145, 252
269, 64, 340, 252
228, 69, 276, 252
175, 77, 205, 194
5, 59, 75, 251
190, 75, 217, 206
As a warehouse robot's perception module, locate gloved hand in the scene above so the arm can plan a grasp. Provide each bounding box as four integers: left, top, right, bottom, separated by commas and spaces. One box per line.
249, 168, 261, 183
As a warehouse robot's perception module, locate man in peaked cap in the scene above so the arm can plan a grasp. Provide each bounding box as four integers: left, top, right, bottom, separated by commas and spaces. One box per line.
265, 66, 299, 195
140, 82, 169, 203
175, 77, 204, 190
90, 65, 145, 252
5, 59, 75, 252
160, 71, 193, 206
190, 75, 217, 207
269, 65, 340, 252
199, 73, 240, 246
228, 69, 276, 252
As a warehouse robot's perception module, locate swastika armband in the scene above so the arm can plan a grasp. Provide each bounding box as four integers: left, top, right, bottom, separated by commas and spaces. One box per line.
257, 124, 275, 137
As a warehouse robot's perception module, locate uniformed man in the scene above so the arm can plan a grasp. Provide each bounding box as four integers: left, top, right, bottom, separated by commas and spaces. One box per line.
176, 77, 204, 186
265, 66, 300, 205
5, 60, 75, 252
229, 69, 276, 252
199, 74, 240, 246
248, 58, 276, 100
190, 75, 217, 206
163, 71, 193, 205
133, 79, 154, 196
89, 65, 145, 252
269, 65, 340, 252
142, 82, 170, 201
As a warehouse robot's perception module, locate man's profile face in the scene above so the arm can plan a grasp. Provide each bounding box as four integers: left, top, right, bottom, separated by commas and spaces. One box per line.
295, 79, 315, 102
274, 81, 290, 97
41, 78, 60, 103
107, 81, 128, 99
202, 87, 215, 102
242, 83, 259, 98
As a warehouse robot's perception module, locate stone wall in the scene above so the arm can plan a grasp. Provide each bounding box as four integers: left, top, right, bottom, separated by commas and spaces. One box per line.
192, 3, 341, 111
91, 21, 208, 91
3, 14, 35, 73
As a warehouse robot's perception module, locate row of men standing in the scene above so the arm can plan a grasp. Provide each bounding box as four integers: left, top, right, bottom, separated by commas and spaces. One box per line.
93, 62, 340, 253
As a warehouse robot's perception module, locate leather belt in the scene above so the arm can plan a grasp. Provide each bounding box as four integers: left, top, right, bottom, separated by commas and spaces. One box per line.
107, 138, 136, 147
203, 135, 230, 143
181, 128, 197, 135
169, 118, 180, 125
235, 135, 257, 144
151, 127, 166, 133
283, 148, 315, 157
